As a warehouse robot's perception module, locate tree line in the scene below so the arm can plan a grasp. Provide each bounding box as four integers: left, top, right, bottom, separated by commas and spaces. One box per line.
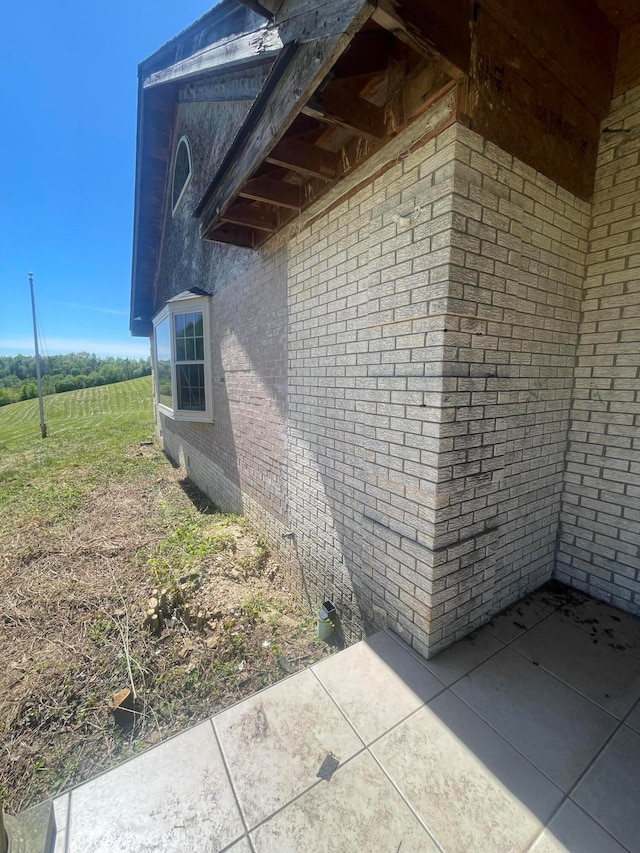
0, 353, 151, 407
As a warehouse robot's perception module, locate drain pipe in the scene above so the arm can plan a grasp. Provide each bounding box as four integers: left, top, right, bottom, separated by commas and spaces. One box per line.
0, 800, 56, 852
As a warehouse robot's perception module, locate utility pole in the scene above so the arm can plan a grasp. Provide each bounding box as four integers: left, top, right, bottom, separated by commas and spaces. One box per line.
28, 272, 47, 439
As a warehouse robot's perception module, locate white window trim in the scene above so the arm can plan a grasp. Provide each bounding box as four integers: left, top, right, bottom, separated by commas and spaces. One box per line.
171, 136, 193, 216
152, 294, 213, 423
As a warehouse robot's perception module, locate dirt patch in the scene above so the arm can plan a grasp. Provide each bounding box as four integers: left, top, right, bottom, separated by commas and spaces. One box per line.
0, 443, 331, 811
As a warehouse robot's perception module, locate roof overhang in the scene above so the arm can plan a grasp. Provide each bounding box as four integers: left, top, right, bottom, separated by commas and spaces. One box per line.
130, 0, 276, 337
192, 0, 623, 251
132, 0, 637, 336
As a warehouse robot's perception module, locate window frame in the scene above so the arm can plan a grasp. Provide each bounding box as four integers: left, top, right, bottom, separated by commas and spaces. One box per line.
171, 136, 193, 216
152, 293, 213, 423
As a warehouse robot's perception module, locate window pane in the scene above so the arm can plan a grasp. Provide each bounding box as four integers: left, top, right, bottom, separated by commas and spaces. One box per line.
155, 318, 173, 408
174, 311, 203, 365
177, 364, 205, 411
183, 313, 198, 336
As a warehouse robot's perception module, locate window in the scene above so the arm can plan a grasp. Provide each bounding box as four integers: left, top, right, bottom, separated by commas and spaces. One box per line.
171, 136, 192, 214
152, 290, 213, 422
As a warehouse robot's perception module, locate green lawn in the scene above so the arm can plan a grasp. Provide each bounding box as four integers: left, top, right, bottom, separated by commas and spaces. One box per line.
0, 377, 155, 529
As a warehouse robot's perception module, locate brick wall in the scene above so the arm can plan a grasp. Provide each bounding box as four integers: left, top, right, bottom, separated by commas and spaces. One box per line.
153, 85, 639, 656
557, 84, 640, 615
421, 126, 591, 654
159, 247, 288, 524
286, 122, 591, 655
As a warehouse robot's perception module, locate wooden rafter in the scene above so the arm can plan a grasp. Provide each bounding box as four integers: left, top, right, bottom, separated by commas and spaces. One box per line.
206, 224, 259, 248
371, 0, 469, 80
196, 0, 375, 239
303, 84, 386, 140
220, 203, 280, 232
143, 27, 282, 89
238, 177, 302, 209
265, 139, 340, 179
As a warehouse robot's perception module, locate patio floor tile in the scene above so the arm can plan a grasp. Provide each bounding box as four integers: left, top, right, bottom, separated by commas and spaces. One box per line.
513, 612, 640, 718
67, 721, 244, 853
486, 597, 557, 645
556, 594, 640, 660
572, 724, 640, 852
213, 668, 363, 829
626, 700, 640, 733
52, 794, 69, 853
371, 691, 563, 852
312, 629, 444, 743
452, 647, 618, 791
250, 751, 438, 852
420, 626, 505, 686
226, 838, 252, 852
529, 799, 628, 853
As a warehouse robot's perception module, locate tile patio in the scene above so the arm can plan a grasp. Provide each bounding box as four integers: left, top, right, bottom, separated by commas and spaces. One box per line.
49, 585, 640, 852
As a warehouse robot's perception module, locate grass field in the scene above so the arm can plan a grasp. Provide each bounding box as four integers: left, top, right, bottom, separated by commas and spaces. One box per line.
0, 378, 326, 811
0, 377, 154, 524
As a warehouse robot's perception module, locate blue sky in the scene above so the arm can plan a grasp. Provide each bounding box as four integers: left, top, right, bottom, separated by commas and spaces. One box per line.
0, 1, 215, 359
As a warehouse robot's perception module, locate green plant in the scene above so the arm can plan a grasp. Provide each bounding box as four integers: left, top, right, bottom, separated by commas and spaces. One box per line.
89, 617, 116, 646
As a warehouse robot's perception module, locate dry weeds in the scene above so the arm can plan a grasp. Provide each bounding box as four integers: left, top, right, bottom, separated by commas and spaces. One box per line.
0, 442, 329, 812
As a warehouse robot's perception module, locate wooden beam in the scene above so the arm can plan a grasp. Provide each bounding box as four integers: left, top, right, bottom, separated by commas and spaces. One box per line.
303, 85, 386, 140
266, 139, 340, 178
239, 177, 302, 209
332, 30, 393, 78
371, 0, 470, 80
477, 0, 617, 118
196, 0, 374, 239
204, 223, 258, 248
220, 203, 280, 232
234, 0, 278, 19
466, 9, 600, 200
405, 62, 452, 121
614, 18, 640, 96
143, 27, 282, 88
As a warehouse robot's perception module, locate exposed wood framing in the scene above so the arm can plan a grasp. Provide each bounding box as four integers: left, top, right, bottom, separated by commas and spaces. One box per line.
154, 0, 624, 261
235, 0, 278, 19
220, 203, 280, 232
464, 8, 602, 200
296, 85, 457, 236
205, 223, 259, 248
265, 138, 340, 178
196, 0, 375, 239
615, 18, 640, 95
477, 0, 617, 117
143, 27, 283, 88
371, 0, 470, 80
238, 177, 303, 209
303, 85, 386, 141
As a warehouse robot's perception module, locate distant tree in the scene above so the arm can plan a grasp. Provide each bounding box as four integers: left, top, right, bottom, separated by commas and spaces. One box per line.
0, 353, 151, 406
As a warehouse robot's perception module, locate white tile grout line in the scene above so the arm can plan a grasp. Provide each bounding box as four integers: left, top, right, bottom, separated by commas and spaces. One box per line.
507, 640, 635, 720
209, 718, 256, 853
310, 659, 445, 850
220, 663, 440, 848
63, 791, 72, 853
549, 699, 640, 853
365, 747, 446, 853
382, 623, 507, 691
417, 609, 639, 853
234, 747, 371, 837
